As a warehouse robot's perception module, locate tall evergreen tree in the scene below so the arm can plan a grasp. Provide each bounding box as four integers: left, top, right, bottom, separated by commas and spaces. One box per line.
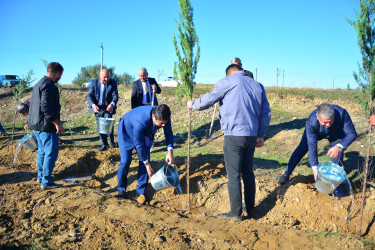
173, 0, 200, 210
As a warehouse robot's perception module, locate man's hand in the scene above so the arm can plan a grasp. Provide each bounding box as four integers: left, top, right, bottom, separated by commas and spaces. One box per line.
52, 120, 64, 134
256, 138, 264, 148
106, 103, 114, 113
327, 146, 340, 159
151, 84, 157, 91
24, 123, 28, 130
187, 101, 193, 109
166, 149, 174, 165
369, 115, 375, 126
144, 162, 155, 178
92, 104, 100, 113
313, 168, 318, 180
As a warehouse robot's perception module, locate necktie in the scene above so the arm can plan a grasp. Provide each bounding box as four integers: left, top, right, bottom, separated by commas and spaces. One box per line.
101, 84, 106, 106
152, 125, 158, 135
145, 83, 150, 104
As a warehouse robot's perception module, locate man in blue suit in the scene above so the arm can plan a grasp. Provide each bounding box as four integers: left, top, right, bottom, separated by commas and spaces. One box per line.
131, 67, 161, 109
278, 103, 357, 185
87, 69, 119, 151
116, 104, 174, 202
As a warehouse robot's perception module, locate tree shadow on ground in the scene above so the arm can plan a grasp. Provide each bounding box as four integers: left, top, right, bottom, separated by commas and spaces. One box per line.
54, 151, 101, 179
0, 171, 34, 185
265, 118, 306, 140
171, 117, 306, 148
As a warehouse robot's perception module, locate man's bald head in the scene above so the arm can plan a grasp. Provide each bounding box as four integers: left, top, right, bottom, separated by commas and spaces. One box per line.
226, 64, 241, 77
100, 69, 110, 83
231, 57, 242, 68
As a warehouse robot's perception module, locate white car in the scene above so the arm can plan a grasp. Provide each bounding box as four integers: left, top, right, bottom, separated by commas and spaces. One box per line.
158, 76, 195, 87
82, 79, 93, 88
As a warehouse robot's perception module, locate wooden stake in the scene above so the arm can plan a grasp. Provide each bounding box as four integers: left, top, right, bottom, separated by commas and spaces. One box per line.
186, 108, 191, 210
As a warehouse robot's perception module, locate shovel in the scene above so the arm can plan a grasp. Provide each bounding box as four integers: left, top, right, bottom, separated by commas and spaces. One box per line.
151, 89, 155, 106
205, 103, 217, 139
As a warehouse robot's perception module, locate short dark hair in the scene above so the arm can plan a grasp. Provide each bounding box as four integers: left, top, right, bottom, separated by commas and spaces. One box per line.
226, 64, 241, 77
47, 62, 64, 75
153, 104, 171, 121
17, 102, 29, 113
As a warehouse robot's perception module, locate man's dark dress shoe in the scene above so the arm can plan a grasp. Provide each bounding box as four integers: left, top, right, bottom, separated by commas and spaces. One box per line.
99, 145, 108, 152
116, 190, 126, 198
110, 143, 117, 148
278, 171, 290, 185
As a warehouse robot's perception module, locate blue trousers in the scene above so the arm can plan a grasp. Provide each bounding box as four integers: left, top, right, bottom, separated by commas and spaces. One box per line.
95, 109, 114, 147
223, 136, 257, 217
34, 131, 59, 186
286, 130, 344, 174
0, 122, 9, 136
117, 124, 149, 195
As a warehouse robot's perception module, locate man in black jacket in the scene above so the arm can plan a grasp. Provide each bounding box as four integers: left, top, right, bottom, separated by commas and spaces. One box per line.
28, 62, 64, 190
131, 67, 161, 109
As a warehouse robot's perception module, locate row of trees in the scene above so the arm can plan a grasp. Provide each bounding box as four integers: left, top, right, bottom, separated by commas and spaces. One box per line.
72, 64, 134, 86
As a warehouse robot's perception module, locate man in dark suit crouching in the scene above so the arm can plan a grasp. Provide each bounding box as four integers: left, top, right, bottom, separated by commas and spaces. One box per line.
278, 103, 357, 185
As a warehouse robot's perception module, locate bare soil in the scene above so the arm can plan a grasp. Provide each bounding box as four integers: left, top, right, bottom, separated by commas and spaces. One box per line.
0, 86, 375, 249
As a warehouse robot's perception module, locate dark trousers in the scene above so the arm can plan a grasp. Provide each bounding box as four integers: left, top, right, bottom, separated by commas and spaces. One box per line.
286, 130, 344, 174
223, 135, 257, 216
117, 120, 148, 195
95, 108, 114, 147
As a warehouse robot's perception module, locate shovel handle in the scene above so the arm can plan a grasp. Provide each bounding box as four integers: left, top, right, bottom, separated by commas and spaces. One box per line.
208, 103, 217, 135
151, 89, 155, 106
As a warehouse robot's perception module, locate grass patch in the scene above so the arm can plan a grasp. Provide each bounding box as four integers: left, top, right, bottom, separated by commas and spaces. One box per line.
265, 87, 363, 102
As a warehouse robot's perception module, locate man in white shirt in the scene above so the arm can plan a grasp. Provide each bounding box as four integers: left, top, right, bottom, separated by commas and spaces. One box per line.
87, 69, 119, 151
131, 67, 161, 109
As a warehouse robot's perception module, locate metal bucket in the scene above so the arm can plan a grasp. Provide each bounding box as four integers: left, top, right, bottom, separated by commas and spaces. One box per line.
151, 164, 180, 191
315, 162, 346, 194
98, 117, 115, 134
21, 133, 38, 151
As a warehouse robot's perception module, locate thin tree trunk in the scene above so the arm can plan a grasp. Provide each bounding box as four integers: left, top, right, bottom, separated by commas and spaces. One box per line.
358, 98, 373, 236
11, 103, 18, 161
186, 109, 191, 211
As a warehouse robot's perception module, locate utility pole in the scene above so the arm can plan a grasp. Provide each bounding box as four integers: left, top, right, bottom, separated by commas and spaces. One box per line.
283, 69, 285, 87
157, 69, 164, 82
100, 43, 104, 71
276, 68, 279, 87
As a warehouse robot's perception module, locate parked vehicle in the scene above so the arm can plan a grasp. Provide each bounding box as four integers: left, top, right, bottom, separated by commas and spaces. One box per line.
158, 76, 196, 87
0, 75, 21, 87
82, 79, 93, 88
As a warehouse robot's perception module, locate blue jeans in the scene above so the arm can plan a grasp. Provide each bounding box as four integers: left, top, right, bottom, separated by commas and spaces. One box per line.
223, 135, 257, 217
34, 131, 59, 186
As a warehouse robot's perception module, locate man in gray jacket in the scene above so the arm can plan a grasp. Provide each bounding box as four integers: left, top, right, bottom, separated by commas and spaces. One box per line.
28, 62, 64, 190
187, 64, 271, 220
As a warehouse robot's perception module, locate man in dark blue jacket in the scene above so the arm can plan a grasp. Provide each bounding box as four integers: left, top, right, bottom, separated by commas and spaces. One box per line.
87, 69, 119, 151
116, 104, 174, 203
278, 103, 357, 185
28, 62, 64, 190
131, 67, 161, 109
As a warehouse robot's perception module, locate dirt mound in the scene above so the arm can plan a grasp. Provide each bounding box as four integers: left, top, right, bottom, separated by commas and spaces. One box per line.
1, 86, 375, 248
